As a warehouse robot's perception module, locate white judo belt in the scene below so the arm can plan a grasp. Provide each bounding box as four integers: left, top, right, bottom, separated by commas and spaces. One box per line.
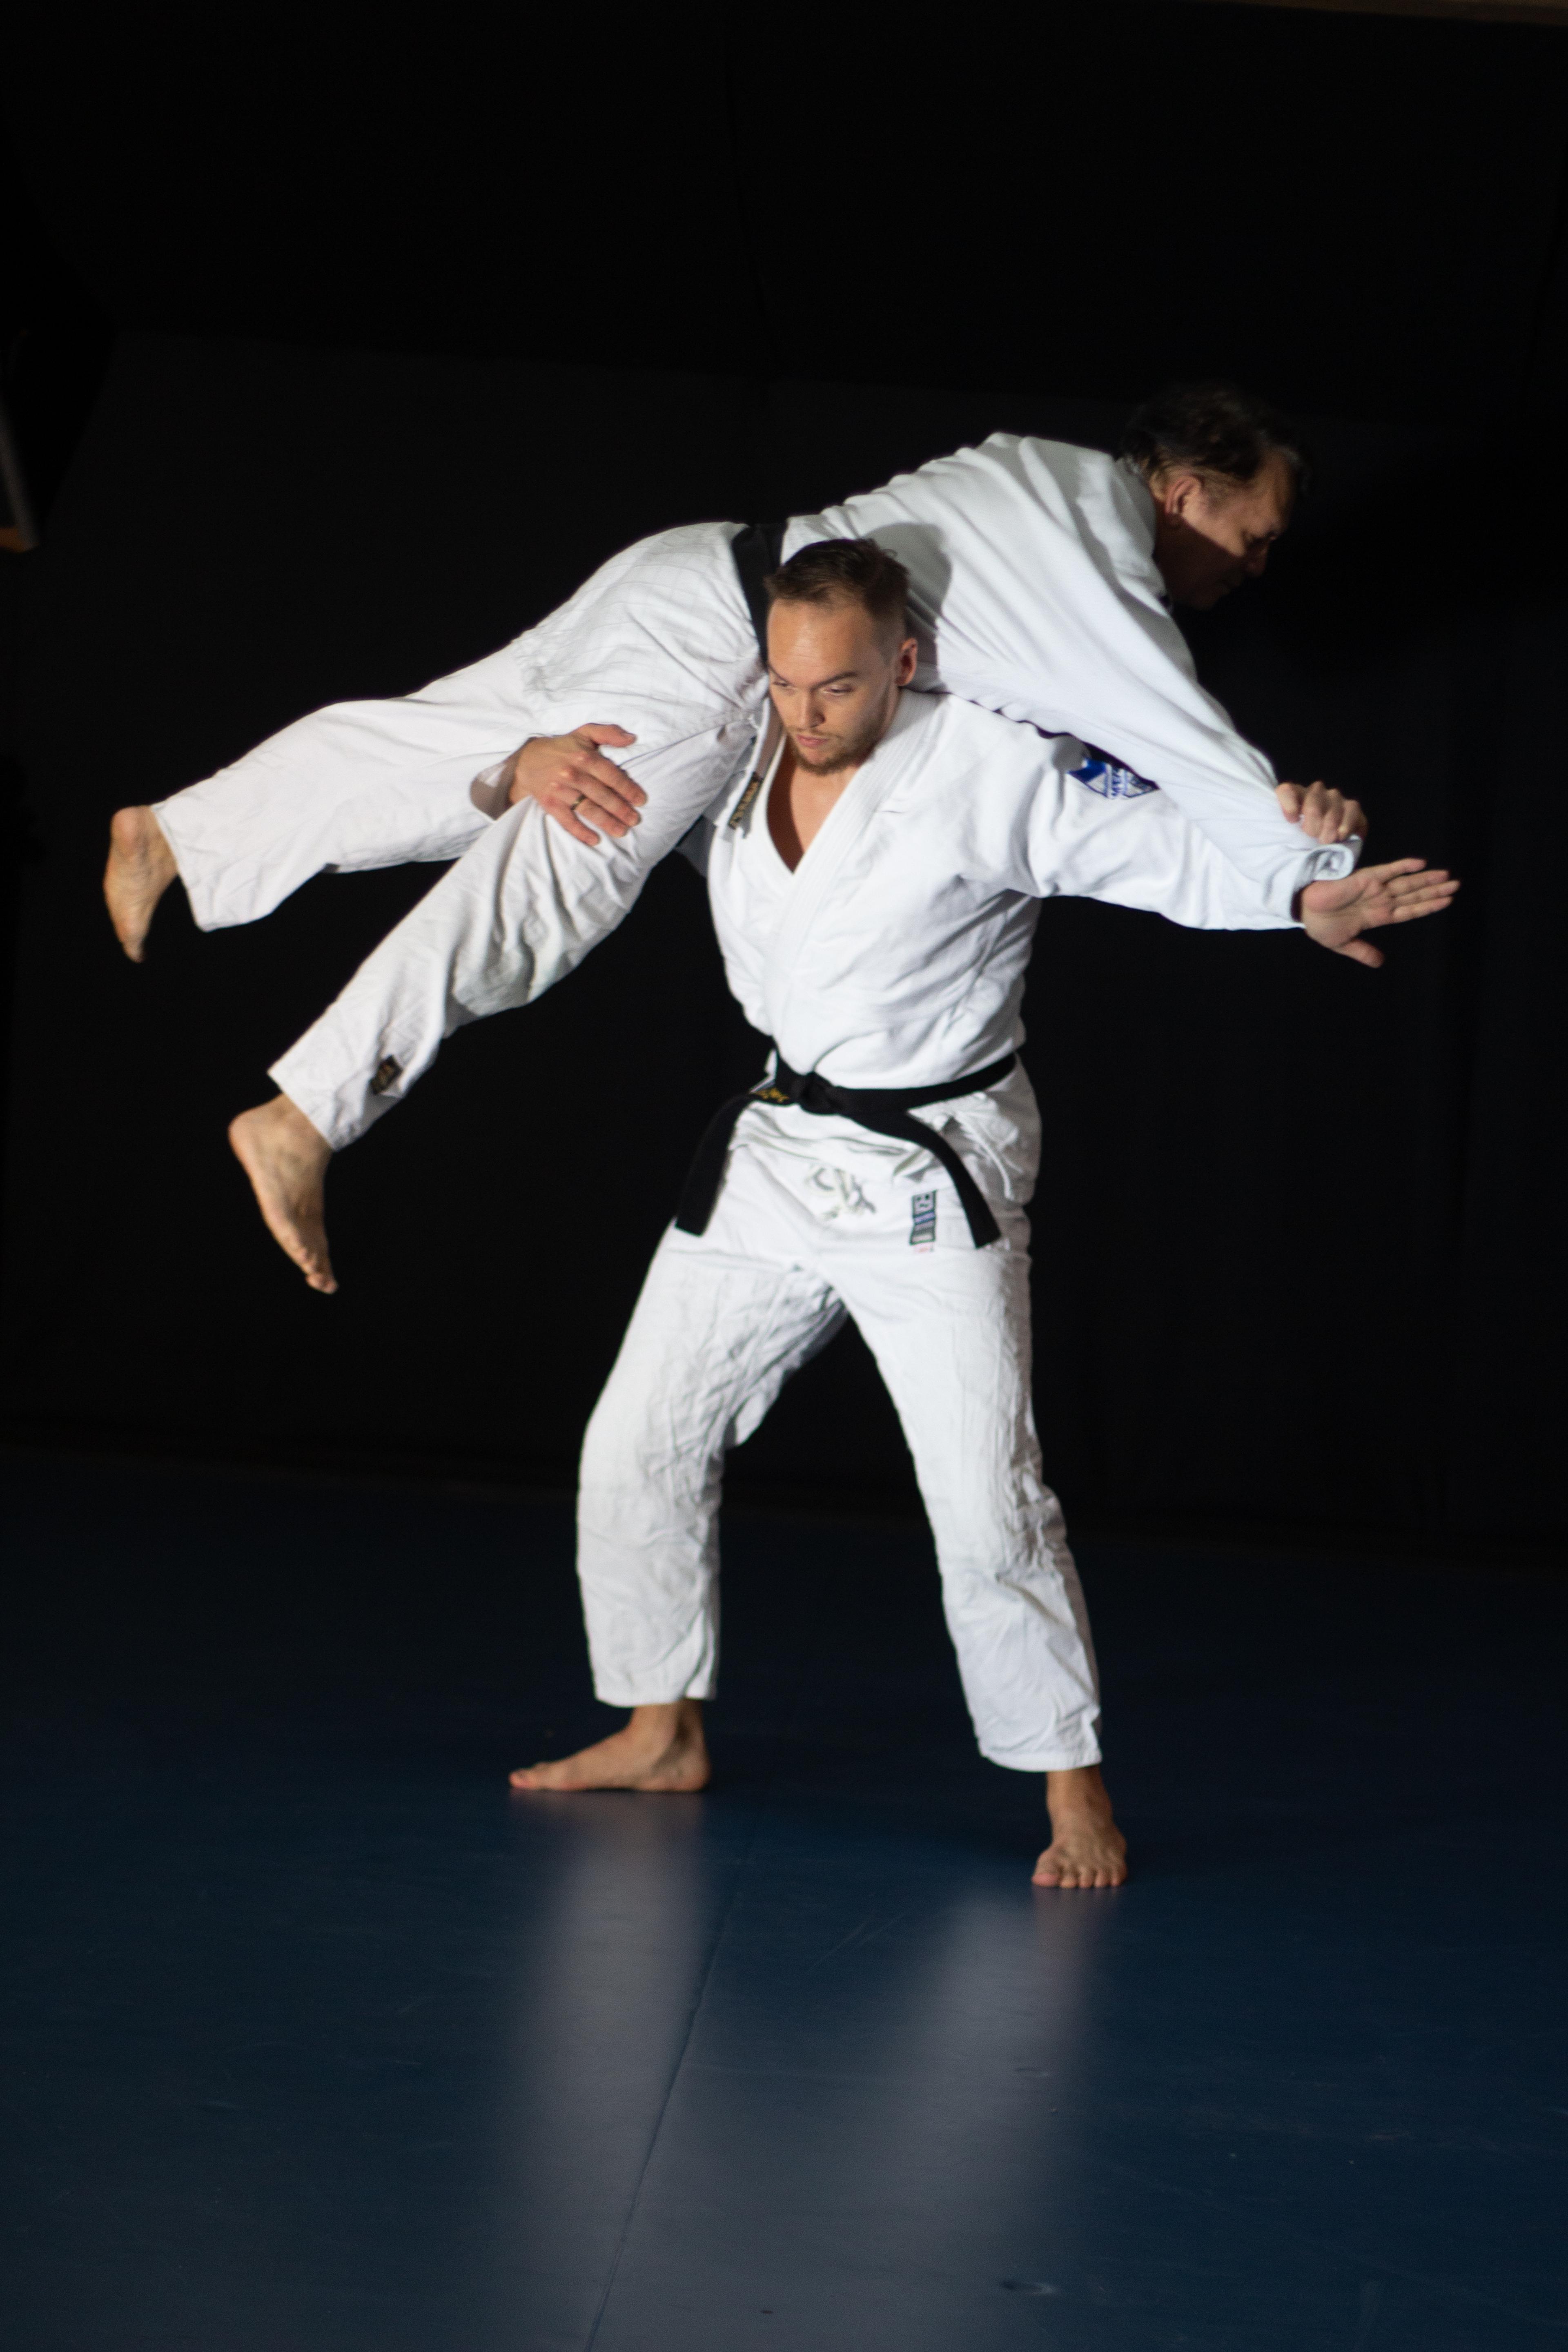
674, 1049, 1018, 1249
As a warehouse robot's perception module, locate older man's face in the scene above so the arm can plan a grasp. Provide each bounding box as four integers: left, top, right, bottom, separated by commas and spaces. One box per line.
1153, 450, 1296, 610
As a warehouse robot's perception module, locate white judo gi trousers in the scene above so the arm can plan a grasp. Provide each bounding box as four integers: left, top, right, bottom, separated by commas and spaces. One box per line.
155, 523, 758, 935
579, 1122, 1101, 1775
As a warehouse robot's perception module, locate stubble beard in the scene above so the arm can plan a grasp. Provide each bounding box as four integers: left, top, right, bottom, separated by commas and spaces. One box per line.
793, 741, 864, 776
790, 688, 897, 776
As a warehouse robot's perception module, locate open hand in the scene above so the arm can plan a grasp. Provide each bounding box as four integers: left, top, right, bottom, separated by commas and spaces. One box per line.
1276, 778, 1366, 845
507, 724, 644, 845
1298, 858, 1459, 968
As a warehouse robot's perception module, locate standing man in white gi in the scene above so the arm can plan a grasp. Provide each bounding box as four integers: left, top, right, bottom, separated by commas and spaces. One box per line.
105, 381, 1359, 979
477, 538, 1455, 1889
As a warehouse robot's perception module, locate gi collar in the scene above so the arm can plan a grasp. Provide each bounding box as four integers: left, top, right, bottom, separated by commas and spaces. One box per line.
719, 698, 782, 835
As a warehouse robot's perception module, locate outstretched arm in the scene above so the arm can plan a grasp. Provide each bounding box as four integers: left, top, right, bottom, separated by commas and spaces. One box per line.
1028, 755, 1451, 949
1297, 860, 1459, 967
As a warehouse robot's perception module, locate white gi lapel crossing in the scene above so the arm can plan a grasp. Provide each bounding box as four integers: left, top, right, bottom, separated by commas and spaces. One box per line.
763, 691, 925, 1010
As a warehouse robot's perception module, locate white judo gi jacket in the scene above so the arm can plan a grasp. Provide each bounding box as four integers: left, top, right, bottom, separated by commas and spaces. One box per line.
263, 441, 1342, 1149
792, 436, 1312, 909
570, 689, 1296, 1770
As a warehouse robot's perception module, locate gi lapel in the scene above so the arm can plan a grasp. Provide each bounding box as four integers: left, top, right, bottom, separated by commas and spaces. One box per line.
764, 691, 929, 990
722, 702, 782, 834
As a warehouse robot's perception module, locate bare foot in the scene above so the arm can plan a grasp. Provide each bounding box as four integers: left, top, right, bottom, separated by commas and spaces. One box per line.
510, 1700, 710, 1793
104, 806, 178, 962
228, 1094, 338, 1293
1033, 1764, 1128, 1890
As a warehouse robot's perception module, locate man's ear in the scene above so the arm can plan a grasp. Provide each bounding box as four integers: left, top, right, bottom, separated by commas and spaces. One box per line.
1158, 470, 1205, 526
896, 635, 919, 684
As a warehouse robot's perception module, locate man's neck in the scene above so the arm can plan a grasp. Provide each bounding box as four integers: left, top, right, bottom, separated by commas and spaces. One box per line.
767, 739, 860, 873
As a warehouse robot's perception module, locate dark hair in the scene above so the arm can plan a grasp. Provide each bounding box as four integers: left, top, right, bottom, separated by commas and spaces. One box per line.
1119, 381, 1311, 497
764, 537, 911, 637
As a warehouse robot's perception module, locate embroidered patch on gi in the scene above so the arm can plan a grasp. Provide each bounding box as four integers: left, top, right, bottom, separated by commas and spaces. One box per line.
369, 1055, 403, 1096
1070, 754, 1158, 799
727, 769, 766, 831
910, 1192, 938, 1251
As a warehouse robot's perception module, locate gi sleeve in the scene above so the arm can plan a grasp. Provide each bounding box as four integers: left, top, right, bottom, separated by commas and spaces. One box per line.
973, 447, 1359, 918
1023, 764, 1307, 932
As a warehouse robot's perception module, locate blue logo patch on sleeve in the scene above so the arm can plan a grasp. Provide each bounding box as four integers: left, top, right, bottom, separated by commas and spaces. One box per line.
1070, 753, 1158, 799
910, 1192, 938, 1251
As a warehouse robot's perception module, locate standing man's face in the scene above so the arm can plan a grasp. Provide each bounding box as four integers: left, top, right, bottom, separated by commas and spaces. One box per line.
766, 599, 919, 774
1149, 450, 1297, 609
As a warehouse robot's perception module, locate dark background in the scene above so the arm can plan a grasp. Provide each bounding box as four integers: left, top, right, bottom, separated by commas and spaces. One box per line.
2, 0, 1565, 1547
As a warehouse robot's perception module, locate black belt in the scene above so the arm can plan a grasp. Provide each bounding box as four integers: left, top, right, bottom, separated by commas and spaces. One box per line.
674, 1049, 1018, 1250
731, 520, 788, 661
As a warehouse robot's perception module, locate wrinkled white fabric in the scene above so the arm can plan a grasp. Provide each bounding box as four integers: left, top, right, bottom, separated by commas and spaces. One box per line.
272, 692, 1297, 1152
155, 523, 759, 931
578, 1128, 1101, 1773
708, 693, 1293, 1087
792, 439, 1312, 905
156, 438, 1355, 942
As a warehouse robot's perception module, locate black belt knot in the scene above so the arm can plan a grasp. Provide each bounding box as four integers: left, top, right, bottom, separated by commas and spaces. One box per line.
674, 1049, 1017, 1249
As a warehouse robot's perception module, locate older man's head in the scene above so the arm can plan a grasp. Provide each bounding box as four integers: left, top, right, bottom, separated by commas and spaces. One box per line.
1122, 381, 1308, 609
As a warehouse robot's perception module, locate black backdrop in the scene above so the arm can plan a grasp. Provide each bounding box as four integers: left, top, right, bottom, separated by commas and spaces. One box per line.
2, 1, 1566, 1546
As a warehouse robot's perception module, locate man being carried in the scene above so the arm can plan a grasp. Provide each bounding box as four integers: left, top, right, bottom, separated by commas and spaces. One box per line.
375, 537, 1446, 1886
105, 382, 1361, 991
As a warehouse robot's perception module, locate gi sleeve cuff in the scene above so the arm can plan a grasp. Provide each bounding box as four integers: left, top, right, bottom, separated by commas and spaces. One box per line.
1300, 833, 1363, 885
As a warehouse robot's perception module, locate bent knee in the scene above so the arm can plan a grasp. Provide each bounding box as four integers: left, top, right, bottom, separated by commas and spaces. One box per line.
579, 1394, 720, 1506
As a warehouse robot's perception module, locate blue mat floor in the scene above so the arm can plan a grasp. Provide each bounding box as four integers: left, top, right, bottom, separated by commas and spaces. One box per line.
1, 1454, 1563, 2350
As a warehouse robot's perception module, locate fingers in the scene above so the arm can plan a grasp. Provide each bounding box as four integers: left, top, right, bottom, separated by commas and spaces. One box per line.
508, 727, 646, 843
1333, 938, 1385, 968
509, 771, 608, 843
549, 802, 608, 848
1378, 868, 1457, 911
1289, 780, 1367, 844
520, 775, 609, 845
571, 731, 644, 807
1388, 879, 1460, 922
1350, 869, 1457, 934
532, 781, 615, 845
1292, 781, 1334, 841
570, 751, 645, 831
